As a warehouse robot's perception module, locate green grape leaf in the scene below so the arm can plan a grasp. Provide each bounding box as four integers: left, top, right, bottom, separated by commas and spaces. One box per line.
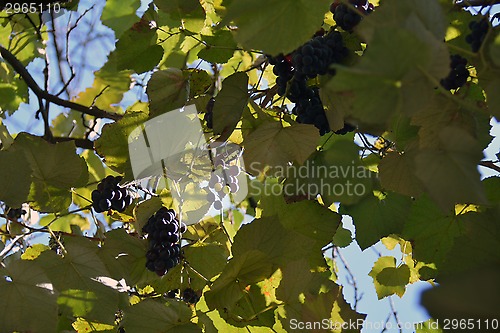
198, 30, 237, 63
411, 95, 490, 150
402, 196, 462, 267
204, 250, 272, 311
212, 72, 249, 137
223, 0, 330, 55
414, 126, 487, 210
51, 111, 88, 138
243, 122, 319, 174
35, 237, 121, 324
102, 0, 141, 38
441, 211, 500, 274
326, 26, 448, 130
488, 33, 500, 68
0, 149, 31, 207
221, 284, 275, 328
0, 80, 28, 114
122, 299, 201, 333
0, 14, 43, 65
421, 266, 500, 324
39, 214, 90, 233
283, 140, 373, 205
378, 150, 424, 197
276, 259, 334, 303
81, 149, 107, 184
147, 69, 189, 117
231, 217, 316, 267
332, 226, 353, 248
376, 265, 410, 287
369, 256, 407, 299
12, 133, 89, 212
0, 118, 14, 149
104, 21, 163, 74
0, 259, 57, 333
340, 193, 412, 250
155, 0, 206, 33
278, 200, 341, 245
479, 70, 500, 118
73, 69, 131, 114
182, 242, 228, 281
186, 69, 212, 98
95, 111, 149, 178
357, 0, 446, 42
97, 229, 151, 286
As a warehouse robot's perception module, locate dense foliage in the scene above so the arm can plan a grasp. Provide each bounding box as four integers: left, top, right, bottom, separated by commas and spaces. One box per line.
0, 0, 499, 332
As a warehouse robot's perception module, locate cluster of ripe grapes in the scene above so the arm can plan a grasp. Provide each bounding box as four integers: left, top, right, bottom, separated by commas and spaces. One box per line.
142, 207, 186, 276
269, 29, 355, 135
466, 18, 489, 52
91, 176, 133, 213
206, 165, 241, 210
330, 0, 374, 32
440, 54, 470, 90
166, 288, 200, 305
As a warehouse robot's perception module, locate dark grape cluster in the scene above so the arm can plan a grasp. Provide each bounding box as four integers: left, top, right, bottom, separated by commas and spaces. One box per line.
182, 288, 200, 304
290, 82, 331, 135
440, 54, 470, 90
466, 18, 489, 52
204, 97, 215, 129
206, 165, 241, 210
166, 288, 200, 304
5, 207, 26, 220
268, 30, 349, 135
91, 176, 133, 213
330, 0, 373, 32
292, 31, 348, 78
142, 207, 186, 276
269, 54, 294, 96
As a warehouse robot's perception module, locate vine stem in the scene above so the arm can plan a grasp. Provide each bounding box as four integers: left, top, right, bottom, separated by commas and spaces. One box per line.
334, 246, 363, 311
0, 44, 121, 121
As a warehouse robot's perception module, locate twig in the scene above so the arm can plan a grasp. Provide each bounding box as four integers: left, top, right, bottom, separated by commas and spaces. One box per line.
0, 235, 25, 260
479, 160, 500, 173
388, 296, 403, 333
0, 45, 122, 121
334, 247, 363, 311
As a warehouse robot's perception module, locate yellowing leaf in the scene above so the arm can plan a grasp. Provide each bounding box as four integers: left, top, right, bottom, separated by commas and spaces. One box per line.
369, 256, 407, 299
